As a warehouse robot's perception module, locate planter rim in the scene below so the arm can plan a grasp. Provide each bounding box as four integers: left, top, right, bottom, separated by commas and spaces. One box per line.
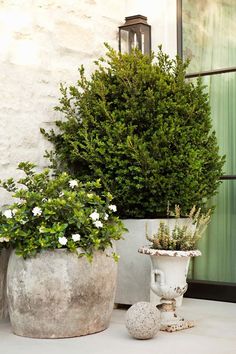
138, 246, 201, 258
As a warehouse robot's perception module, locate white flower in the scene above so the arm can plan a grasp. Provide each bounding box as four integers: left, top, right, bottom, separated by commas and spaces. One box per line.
108, 204, 117, 212
0, 237, 9, 243
69, 180, 78, 188
42, 198, 47, 202
72, 233, 81, 242
3, 210, 13, 218
104, 213, 109, 221
39, 226, 45, 233
89, 210, 100, 221
59, 192, 64, 197
11, 209, 18, 216
58, 236, 67, 245
93, 220, 103, 228
32, 207, 42, 216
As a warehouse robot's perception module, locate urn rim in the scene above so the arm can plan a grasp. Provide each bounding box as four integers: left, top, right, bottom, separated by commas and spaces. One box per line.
138, 246, 202, 258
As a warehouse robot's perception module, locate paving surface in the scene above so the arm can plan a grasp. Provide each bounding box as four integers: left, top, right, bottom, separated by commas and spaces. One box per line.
1, 298, 236, 354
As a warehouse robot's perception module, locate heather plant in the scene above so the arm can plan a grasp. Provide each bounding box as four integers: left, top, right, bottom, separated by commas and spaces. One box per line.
41, 45, 225, 218
0, 162, 125, 260
146, 205, 212, 251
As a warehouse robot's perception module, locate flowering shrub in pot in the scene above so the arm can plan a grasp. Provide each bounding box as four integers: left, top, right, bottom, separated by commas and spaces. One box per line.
0, 162, 125, 338
0, 162, 123, 259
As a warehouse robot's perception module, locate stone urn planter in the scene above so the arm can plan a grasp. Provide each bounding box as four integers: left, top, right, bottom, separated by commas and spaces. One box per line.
138, 246, 201, 332
7, 248, 117, 338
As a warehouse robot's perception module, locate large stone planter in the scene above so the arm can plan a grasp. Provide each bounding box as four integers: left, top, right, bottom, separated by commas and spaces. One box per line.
0, 248, 10, 319
7, 248, 117, 338
115, 219, 191, 306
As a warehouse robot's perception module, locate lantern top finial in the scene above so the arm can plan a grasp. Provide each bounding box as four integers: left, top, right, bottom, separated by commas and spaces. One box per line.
119, 15, 150, 28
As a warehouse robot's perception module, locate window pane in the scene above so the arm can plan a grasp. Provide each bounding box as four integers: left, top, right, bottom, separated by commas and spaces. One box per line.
189, 72, 236, 175
183, 0, 236, 73
201, 72, 236, 176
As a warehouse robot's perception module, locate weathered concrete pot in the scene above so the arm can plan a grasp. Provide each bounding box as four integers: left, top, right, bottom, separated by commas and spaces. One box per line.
7, 248, 117, 338
0, 248, 10, 319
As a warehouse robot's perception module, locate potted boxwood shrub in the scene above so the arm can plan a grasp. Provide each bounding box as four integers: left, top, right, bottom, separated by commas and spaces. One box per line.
139, 205, 211, 332
0, 162, 124, 338
41, 45, 225, 305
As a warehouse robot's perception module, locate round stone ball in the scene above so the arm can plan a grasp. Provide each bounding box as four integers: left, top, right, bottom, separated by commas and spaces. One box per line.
125, 302, 160, 339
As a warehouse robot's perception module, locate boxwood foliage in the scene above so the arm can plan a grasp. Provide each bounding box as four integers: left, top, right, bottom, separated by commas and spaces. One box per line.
41, 45, 225, 218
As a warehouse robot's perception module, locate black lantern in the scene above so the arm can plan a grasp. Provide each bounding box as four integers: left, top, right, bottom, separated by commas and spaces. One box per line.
119, 15, 151, 55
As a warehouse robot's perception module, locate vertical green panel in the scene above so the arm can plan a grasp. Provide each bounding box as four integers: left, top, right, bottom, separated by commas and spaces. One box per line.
193, 180, 236, 282
202, 73, 236, 175
183, 1, 236, 283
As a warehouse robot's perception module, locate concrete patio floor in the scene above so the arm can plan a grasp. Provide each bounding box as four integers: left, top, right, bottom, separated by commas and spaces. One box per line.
0, 298, 236, 354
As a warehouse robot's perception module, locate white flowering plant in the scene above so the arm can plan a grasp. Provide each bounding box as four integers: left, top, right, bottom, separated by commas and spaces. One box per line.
0, 162, 125, 260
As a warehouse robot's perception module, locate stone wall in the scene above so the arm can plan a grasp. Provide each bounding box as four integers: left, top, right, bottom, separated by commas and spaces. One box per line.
0, 0, 130, 204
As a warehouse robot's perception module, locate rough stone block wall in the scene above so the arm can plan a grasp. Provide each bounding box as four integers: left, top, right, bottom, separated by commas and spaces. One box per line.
0, 0, 128, 205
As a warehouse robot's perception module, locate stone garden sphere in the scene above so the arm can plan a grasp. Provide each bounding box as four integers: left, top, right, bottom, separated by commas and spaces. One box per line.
125, 302, 160, 339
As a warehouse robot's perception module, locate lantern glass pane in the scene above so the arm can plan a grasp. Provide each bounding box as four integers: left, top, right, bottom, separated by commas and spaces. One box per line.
120, 29, 129, 53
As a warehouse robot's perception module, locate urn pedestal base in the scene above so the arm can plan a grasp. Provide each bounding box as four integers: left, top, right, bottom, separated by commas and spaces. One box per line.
157, 300, 194, 332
